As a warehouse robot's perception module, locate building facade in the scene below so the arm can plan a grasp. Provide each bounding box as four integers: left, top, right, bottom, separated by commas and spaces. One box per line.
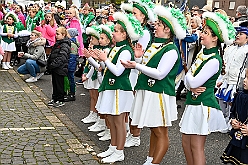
212, 0, 248, 17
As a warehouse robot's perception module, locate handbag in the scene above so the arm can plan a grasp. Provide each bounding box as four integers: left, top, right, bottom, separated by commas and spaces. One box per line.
36, 54, 47, 67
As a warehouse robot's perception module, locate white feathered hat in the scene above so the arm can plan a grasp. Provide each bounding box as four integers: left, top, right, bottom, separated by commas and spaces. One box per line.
4, 11, 19, 23
154, 6, 187, 39
130, 0, 156, 22
86, 25, 102, 39
113, 12, 144, 41
99, 24, 114, 41
120, 3, 133, 14
202, 12, 236, 45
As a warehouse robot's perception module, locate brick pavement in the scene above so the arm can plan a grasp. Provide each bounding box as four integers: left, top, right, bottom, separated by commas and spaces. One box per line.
0, 69, 101, 165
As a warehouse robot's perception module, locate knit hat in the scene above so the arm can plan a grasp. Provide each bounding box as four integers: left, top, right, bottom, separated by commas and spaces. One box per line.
86, 25, 102, 39
99, 24, 114, 41
67, 28, 79, 38
154, 6, 187, 39
130, 0, 156, 22
202, 12, 236, 45
4, 11, 19, 23
113, 12, 144, 41
120, 3, 133, 14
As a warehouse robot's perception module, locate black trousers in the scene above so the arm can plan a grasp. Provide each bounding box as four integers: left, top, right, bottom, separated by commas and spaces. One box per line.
51, 72, 65, 102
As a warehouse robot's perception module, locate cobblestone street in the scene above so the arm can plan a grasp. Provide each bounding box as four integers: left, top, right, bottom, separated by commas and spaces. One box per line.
0, 69, 100, 165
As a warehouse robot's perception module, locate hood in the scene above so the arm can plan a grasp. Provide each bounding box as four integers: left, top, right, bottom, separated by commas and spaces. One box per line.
27, 37, 46, 47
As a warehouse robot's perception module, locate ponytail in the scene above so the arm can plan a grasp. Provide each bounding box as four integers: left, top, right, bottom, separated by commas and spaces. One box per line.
217, 40, 225, 75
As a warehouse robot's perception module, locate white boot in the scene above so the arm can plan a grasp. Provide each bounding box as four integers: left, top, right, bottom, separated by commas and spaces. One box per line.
81, 111, 98, 123
2, 62, 9, 70
97, 145, 116, 158
101, 149, 124, 163
89, 118, 106, 132
99, 129, 111, 141
88, 116, 100, 130
143, 156, 153, 165
124, 134, 140, 147
6, 62, 13, 69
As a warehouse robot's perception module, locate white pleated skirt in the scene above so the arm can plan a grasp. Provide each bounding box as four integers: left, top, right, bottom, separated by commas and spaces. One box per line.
96, 90, 134, 115
179, 104, 227, 135
130, 90, 178, 128
1, 41, 16, 51
83, 78, 100, 89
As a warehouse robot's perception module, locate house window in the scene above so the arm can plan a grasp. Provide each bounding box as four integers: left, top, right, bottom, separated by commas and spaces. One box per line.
214, 2, 219, 8
229, 2, 235, 9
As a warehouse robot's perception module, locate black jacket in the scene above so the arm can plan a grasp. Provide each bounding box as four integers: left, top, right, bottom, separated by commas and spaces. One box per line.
47, 37, 71, 76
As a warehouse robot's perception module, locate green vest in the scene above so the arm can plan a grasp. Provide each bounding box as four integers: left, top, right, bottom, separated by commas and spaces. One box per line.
98, 40, 134, 92
135, 38, 180, 95
2, 24, 16, 44
185, 47, 222, 110
83, 45, 102, 80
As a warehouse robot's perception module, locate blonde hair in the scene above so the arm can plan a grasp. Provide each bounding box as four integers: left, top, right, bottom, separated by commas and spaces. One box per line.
32, 30, 42, 37
69, 7, 80, 20
56, 26, 67, 37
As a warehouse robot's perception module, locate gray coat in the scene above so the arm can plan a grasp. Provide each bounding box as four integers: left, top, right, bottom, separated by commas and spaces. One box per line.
23, 37, 46, 72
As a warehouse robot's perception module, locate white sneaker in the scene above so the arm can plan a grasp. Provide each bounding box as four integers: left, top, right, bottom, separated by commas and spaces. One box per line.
143, 156, 153, 165
88, 117, 100, 130
124, 135, 140, 147
6, 62, 13, 69
101, 150, 124, 163
25, 76, 37, 83
36, 73, 44, 80
89, 118, 105, 132
81, 111, 98, 123
99, 129, 111, 141
97, 145, 116, 158
2, 62, 9, 70
97, 130, 106, 137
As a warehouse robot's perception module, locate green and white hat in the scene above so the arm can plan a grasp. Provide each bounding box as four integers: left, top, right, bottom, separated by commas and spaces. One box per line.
99, 24, 114, 41
4, 11, 19, 23
113, 12, 144, 41
154, 6, 187, 39
202, 12, 236, 45
131, 0, 156, 22
86, 25, 102, 39
120, 3, 133, 14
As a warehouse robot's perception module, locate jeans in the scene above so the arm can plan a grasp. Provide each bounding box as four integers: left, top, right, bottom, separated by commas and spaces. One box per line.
17, 59, 40, 77
67, 71, 75, 94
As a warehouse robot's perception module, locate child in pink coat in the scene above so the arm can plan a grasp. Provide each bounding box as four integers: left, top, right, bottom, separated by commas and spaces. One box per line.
35, 12, 57, 47
63, 7, 84, 56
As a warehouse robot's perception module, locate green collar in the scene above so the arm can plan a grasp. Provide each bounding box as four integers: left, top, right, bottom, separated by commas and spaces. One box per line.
93, 45, 101, 49
101, 45, 110, 49
154, 37, 169, 43
116, 40, 129, 47
203, 46, 219, 55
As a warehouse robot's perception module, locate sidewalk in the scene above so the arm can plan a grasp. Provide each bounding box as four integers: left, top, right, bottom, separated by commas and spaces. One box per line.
0, 69, 101, 165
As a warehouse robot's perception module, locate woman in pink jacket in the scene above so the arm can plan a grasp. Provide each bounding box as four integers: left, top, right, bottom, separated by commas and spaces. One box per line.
35, 12, 57, 47
63, 7, 84, 56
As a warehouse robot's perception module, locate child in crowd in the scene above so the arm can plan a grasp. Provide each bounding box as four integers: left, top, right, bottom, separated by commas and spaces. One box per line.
0, 12, 18, 70
47, 27, 71, 107
26, 8, 39, 32
63, 7, 83, 56
64, 28, 79, 102
35, 12, 57, 47
216, 23, 248, 128
220, 68, 248, 165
